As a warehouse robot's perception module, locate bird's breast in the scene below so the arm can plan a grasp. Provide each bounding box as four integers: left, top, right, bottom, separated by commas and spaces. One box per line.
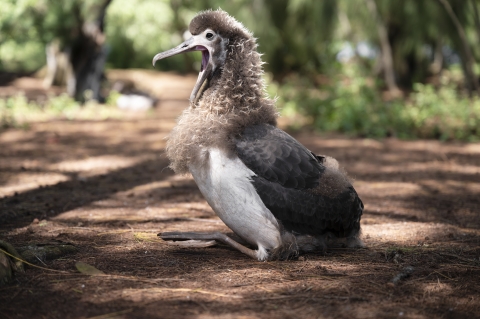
188, 147, 282, 249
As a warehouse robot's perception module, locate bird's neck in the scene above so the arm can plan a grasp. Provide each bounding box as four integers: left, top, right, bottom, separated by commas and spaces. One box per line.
195, 38, 273, 116
166, 38, 277, 174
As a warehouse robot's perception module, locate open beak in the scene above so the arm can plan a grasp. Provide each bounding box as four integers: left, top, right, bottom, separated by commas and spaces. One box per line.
153, 37, 213, 103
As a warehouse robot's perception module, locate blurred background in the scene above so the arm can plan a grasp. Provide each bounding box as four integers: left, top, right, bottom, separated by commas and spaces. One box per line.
1, 0, 480, 140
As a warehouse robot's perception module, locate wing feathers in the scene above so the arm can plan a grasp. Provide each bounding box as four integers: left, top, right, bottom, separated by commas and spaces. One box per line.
251, 176, 362, 236
236, 124, 323, 190
235, 124, 362, 237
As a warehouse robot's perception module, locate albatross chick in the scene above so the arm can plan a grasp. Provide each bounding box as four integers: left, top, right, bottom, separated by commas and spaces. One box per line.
153, 10, 364, 261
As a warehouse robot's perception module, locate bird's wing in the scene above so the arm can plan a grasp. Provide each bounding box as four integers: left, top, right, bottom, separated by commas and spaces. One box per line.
235, 124, 362, 236
235, 124, 324, 189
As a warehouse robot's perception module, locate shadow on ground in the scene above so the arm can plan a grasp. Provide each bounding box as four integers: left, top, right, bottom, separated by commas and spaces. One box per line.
1, 72, 479, 318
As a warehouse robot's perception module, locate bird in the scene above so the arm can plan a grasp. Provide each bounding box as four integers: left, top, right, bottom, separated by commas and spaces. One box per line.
152, 10, 364, 261
111, 80, 158, 111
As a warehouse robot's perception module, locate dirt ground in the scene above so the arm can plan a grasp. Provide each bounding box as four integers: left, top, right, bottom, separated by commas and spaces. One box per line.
0, 71, 479, 319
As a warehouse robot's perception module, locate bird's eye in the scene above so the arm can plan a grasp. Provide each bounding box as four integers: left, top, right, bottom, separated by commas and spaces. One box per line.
206, 32, 214, 40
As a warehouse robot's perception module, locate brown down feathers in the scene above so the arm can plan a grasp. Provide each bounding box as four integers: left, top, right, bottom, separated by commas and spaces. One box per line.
166, 10, 278, 174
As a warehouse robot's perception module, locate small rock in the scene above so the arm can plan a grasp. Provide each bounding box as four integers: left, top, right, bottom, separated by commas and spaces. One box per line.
0, 251, 13, 285
0, 240, 25, 285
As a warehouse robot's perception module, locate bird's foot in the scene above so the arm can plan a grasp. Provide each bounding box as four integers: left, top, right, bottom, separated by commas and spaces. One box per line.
347, 236, 365, 249
159, 232, 217, 247
159, 231, 259, 260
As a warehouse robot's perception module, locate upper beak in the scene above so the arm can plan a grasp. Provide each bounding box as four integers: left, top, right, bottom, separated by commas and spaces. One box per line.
152, 37, 213, 103
152, 37, 196, 66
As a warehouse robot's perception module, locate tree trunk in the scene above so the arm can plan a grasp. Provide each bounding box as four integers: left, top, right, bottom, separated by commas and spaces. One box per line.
438, 0, 479, 96
43, 0, 112, 103
365, 0, 401, 96
70, 0, 112, 102
471, 0, 480, 46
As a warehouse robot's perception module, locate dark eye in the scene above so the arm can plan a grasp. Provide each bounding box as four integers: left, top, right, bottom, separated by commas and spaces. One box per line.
206, 32, 214, 40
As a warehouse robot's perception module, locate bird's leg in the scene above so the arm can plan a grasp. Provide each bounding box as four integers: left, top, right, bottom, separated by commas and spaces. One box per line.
159, 231, 258, 259
347, 236, 365, 248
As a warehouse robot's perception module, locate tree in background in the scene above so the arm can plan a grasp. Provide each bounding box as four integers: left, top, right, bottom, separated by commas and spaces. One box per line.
1, 0, 479, 106
1, 0, 112, 102
361, 0, 480, 95
171, 0, 479, 96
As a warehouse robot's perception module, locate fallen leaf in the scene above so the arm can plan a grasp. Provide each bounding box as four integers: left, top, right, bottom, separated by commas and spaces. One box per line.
75, 262, 105, 276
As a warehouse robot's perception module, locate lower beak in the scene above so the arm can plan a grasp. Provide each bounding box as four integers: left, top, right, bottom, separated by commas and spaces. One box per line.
152, 38, 212, 104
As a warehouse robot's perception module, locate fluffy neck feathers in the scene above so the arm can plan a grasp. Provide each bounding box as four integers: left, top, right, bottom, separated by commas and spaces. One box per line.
166, 32, 277, 174
196, 38, 267, 113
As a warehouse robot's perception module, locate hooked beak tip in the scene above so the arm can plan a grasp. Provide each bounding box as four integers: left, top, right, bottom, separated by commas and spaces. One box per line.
152, 56, 158, 67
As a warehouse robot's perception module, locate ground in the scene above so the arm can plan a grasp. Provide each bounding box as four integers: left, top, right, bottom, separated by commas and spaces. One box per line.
0, 70, 479, 319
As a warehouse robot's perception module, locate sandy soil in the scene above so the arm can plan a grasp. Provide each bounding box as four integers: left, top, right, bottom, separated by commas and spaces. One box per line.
0, 71, 479, 319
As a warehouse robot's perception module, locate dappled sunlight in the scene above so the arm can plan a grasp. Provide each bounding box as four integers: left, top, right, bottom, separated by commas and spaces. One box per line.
0, 171, 70, 196
48, 154, 154, 174
53, 204, 217, 225
114, 175, 199, 195
356, 181, 422, 196
462, 144, 480, 154
1, 70, 479, 318
97, 287, 242, 305
296, 132, 480, 235
52, 172, 215, 225
418, 179, 480, 195
0, 128, 38, 145
40, 250, 391, 318
304, 135, 480, 156
421, 281, 454, 296
306, 137, 385, 150
55, 207, 157, 223
0, 152, 158, 197
355, 161, 480, 175
363, 222, 458, 245
389, 140, 480, 156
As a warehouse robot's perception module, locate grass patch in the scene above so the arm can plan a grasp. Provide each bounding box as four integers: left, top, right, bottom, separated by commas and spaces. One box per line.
0, 92, 125, 129
269, 66, 480, 141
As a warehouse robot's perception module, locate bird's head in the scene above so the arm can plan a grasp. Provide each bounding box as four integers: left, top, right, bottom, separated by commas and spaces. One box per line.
152, 10, 254, 104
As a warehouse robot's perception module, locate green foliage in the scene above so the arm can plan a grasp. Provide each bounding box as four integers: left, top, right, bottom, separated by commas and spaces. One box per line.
0, 40, 45, 72
405, 81, 480, 141
272, 65, 406, 138
105, 90, 121, 107
1, 0, 480, 140
272, 64, 480, 141
0, 93, 124, 129
105, 0, 200, 70
0, 0, 106, 45
0, 0, 111, 72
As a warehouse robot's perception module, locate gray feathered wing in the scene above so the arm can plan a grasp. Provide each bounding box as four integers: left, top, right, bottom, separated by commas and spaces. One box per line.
235, 124, 362, 237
